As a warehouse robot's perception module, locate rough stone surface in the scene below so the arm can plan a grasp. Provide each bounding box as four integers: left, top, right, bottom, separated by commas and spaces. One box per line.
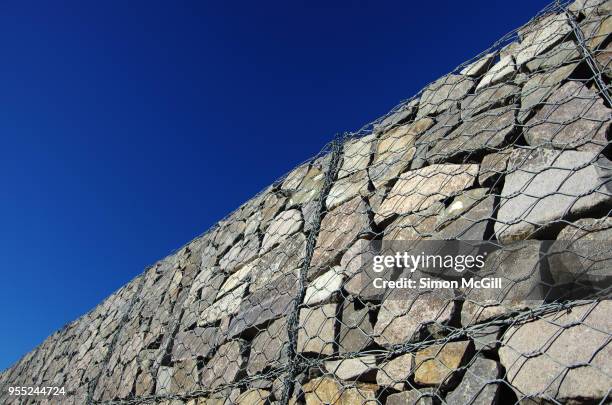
247, 317, 289, 375
524, 81, 611, 152
414, 341, 474, 388
376, 164, 478, 223
324, 355, 377, 381
261, 209, 303, 253
411, 108, 461, 170
417, 74, 475, 118
445, 357, 501, 405
338, 300, 374, 353
476, 55, 516, 90
326, 171, 369, 210
427, 105, 516, 163
235, 389, 270, 405
461, 83, 519, 119
376, 353, 414, 390
460, 52, 496, 77
201, 340, 247, 389
311, 196, 371, 271
515, 13, 572, 67
301, 377, 378, 405
303, 267, 344, 305
494, 149, 612, 243
338, 135, 374, 179
525, 40, 580, 72
499, 301, 612, 403
478, 149, 512, 186
297, 304, 338, 356
386, 389, 436, 405
369, 118, 434, 189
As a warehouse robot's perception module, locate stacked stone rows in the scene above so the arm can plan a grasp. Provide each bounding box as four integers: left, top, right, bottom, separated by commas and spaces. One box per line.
1, 0, 611, 404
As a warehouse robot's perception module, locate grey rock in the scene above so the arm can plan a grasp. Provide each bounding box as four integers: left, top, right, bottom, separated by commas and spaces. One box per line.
287, 163, 326, 207
427, 105, 516, 163
494, 149, 612, 243
326, 170, 370, 210
414, 341, 474, 388
199, 283, 247, 326
411, 108, 461, 170
297, 304, 338, 356
369, 118, 434, 189
515, 13, 572, 67
311, 196, 371, 272
470, 325, 503, 352
524, 81, 610, 152
338, 300, 374, 353
375, 99, 419, 132
478, 149, 512, 186
201, 340, 247, 389
476, 55, 516, 91
460, 52, 496, 77
417, 74, 475, 118
324, 355, 377, 381
172, 327, 221, 362
461, 83, 519, 119
383, 202, 444, 241
434, 190, 495, 240
247, 317, 289, 375
461, 240, 545, 326
375, 164, 478, 224
260, 209, 303, 253
338, 134, 374, 179
303, 267, 344, 305
499, 301, 612, 403
525, 40, 581, 72
387, 389, 437, 405
446, 357, 501, 405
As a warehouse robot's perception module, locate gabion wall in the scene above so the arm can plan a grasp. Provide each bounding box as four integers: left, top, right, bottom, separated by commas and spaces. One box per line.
1, 0, 611, 404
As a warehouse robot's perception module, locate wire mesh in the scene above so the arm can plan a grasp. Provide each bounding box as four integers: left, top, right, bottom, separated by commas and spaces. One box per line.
1, 0, 611, 404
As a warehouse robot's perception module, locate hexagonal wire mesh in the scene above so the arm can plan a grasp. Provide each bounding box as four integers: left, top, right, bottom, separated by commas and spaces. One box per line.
0, 0, 611, 404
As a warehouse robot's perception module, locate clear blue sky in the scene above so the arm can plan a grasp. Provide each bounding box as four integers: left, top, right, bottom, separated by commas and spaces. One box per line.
0, 0, 550, 370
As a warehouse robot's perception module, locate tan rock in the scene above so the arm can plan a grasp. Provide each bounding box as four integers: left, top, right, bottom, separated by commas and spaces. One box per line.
260, 209, 303, 253
297, 304, 337, 356
302, 376, 378, 405
326, 171, 370, 210
324, 355, 377, 381
338, 134, 374, 178
303, 267, 344, 305
414, 341, 474, 388
376, 353, 414, 390
417, 74, 475, 118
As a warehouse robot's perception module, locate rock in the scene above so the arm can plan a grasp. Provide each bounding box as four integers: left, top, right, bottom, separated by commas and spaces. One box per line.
375, 164, 478, 224
515, 13, 572, 67
569, 0, 611, 16
303, 267, 344, 305
524, 81, 610, 152
324, 355, 377, 381
445, 357, 501, 405
288, 164, 326, 207
217, 262, 253, 299
478, 149, 512, 186
172, 327, 221, 362
383, 202, 444, 241
156, 366, 173, 395
414, 341, 474, 388
247, 317, 289, 375
228, 271, 298, 337
461, 83, 519, 119
170, 358, 199, 394
302, 199, 320, 232
337, 135, 375, 179
494, 149, 612, 243
338, 300, 374, 353
369, 118, 434, 189
375, 99, 419, 132
261, 209, 303, 253
525, 40, 581, 72
469, 325, 503, 352
582, 13, 612, 51
341, 240, 384, 301
260, 192, 287, 231
386, 389, 436, 405
199, 283, 247, 326
201, 340, 247, 389
374, 291, 456, 348
282, 163, 309, 191
595, 40, 612, 80
250, 232, 306, 293
297, 304, 338, 356
499, 301, 612, 403
301, 377, 378, 405
460, 52, 496, 77
236, 389, 270, 405
213, 219, 247, 255
326, 171, 370, 210
311, 197, 372, 272
376, 353, 414, 390
427, 105, 516, 163
461, 240, 544, 326
548, 217, 612, 297
411, 109, 461, 170
218, 232, 259, 274
434, 193, 495, 240
476, 55, 516, 91
417, 74, 475, 118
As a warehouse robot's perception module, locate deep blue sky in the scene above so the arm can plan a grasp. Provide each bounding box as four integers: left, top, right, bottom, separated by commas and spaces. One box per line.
0, 0, 550, 370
